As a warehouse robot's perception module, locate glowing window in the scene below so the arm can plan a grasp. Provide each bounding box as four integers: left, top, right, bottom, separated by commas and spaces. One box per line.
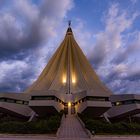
72, 73, 76, 84
116, 102, 122, 106
62, 74, 66, 84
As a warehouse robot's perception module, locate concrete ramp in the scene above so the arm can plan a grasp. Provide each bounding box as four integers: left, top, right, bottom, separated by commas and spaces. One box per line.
57, 115, 89, 139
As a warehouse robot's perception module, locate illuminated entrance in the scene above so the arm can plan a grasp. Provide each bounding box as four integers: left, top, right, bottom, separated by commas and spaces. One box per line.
64, 100, 76, 115
68, 102, 71, 115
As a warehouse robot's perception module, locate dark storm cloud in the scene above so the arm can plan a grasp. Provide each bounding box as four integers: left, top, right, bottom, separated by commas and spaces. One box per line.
0, 7, 43, 59
0, 60, 34, 92
112, 42, 140, 64
40, 0, 73, 18
0, 73, 31, 92
0, 0, 73, 60
0, 0, 73, 92
104, 70, 119, 83
102, 64, 140, 94
123, 70, 140, 82
89, 41, 107, 69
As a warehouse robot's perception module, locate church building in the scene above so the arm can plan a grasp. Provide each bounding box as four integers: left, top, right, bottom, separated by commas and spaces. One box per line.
0, 23, 140, 122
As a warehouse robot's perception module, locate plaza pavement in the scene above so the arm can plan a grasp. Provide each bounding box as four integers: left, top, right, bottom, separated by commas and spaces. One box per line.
0, 135, 140, 140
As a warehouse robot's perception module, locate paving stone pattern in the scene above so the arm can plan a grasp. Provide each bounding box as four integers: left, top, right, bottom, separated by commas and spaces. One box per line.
58, 115, 89, 139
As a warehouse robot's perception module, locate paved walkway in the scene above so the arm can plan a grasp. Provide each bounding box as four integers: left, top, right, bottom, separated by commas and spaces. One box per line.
93, 136, 140, 140
0, 135, 140, 140
57, 115, 89, 139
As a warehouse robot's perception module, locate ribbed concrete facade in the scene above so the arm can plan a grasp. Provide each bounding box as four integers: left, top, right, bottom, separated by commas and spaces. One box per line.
26, 27, 112, 97
26, 26, 112, 117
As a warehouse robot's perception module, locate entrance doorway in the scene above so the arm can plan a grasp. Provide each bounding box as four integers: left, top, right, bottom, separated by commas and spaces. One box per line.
68, 102, 76, 115
68, 102, 71, 115
64, 102, 76, 115
71, 104, 75, 114
64, 105, 68, 115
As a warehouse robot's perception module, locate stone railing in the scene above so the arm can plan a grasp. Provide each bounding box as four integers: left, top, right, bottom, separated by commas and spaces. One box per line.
56, 114, 65, 137
76, 115, 94, 139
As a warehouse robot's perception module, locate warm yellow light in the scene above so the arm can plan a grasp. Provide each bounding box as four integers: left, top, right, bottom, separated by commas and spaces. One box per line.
72, 78, 76, 84
68, 102, 71, 107
72, 73, 76, 84
62, 74, 66, 84
116, 102, 121, 106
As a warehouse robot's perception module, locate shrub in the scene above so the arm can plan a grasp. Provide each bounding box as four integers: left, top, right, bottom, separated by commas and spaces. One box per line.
0, 114, 62, 134
78, 113, 140, 135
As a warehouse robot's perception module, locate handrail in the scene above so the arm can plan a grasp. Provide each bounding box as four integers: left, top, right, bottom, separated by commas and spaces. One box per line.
76, 114, 94, 139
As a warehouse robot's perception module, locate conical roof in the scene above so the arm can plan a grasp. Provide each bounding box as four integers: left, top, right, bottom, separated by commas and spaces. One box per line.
26, 26, 112, 96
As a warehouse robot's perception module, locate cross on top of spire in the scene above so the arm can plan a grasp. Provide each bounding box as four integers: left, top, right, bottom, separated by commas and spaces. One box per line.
68, 20, 71, 27
66, 20, 72, 34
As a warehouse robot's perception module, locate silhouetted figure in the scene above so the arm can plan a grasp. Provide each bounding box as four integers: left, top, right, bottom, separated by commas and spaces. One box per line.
64, 112, 67, 118
64, 109, 67, 118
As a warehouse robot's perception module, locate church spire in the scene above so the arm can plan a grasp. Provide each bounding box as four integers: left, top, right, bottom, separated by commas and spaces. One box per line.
26, 21, 112, 97
67, 20, 72, 33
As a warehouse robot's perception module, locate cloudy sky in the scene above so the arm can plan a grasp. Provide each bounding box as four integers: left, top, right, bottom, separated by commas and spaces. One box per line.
0, 0, 140, 94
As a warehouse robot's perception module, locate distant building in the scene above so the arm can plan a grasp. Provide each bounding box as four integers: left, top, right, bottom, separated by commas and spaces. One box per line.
0, 24, 140, 122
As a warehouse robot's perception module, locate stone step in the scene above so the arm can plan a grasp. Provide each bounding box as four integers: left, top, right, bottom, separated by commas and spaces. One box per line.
57, 115, 89, 139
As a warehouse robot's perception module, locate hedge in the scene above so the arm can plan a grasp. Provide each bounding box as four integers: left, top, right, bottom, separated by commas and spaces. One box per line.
78, 113, 140, 135
0, 115, 62, 134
